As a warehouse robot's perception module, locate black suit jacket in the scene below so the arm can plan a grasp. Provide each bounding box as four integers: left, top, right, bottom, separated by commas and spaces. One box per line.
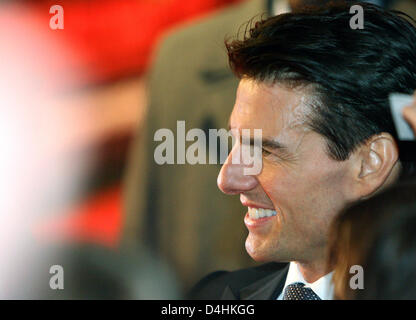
189, 263, 289, 300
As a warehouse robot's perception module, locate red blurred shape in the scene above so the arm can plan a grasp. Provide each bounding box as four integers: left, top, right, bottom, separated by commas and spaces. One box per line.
35, 186, 122, 248
23, 0, 245, 85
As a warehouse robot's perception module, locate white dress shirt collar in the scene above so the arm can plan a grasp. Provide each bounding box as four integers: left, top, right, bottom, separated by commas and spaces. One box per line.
277, 262, 334, 300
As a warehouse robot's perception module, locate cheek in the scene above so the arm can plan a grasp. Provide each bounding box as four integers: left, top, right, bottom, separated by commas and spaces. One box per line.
257, 163, 307, 224
258, 160, 307, 200
300, 147, 349, 191
259, 156, 348, 219
294, 161, 349, 233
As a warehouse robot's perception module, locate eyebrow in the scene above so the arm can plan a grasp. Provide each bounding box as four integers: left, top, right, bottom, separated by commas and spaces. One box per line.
228, 122, 288, 150
258, 138, 287, 150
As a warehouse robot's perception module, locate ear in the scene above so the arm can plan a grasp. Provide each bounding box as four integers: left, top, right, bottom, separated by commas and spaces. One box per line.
353, 133, 399, 198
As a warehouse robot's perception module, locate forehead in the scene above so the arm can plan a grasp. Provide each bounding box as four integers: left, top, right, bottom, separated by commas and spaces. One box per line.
230, 78, 310, 137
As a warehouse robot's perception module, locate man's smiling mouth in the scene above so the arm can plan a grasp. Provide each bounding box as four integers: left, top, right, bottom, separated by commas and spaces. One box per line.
248, 207, 277, 220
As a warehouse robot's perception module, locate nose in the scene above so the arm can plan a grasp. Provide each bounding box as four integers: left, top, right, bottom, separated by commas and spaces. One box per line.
217, 143, 258, 194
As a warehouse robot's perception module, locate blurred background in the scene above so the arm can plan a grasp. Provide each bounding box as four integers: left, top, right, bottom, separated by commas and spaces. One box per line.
1, 0, 415, 299
0, 0, 250, 299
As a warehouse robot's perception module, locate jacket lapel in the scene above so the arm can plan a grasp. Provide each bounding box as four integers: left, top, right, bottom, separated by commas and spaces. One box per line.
239, 264, 289, 300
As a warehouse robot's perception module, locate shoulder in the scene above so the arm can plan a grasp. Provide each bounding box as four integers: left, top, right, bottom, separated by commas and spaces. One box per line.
188, 262, 288, 299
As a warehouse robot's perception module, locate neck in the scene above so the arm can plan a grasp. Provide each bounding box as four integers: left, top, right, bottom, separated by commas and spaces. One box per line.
296, 258, 331, 283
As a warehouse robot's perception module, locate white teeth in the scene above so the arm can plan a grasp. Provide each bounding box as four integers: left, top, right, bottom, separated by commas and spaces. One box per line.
248, 207, 277, 220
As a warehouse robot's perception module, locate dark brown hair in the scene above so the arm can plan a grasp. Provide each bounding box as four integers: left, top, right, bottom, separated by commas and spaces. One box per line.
225, 2, 416, 177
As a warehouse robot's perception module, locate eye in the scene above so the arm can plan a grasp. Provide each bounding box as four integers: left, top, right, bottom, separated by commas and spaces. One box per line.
262, 148, 272, 156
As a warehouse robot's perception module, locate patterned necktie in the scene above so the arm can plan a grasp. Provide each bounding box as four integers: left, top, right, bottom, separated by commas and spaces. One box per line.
283, 282, 321, 300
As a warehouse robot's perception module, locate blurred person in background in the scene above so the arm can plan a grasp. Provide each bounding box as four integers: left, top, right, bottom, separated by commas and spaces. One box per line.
0, 2, 179, 299
189, 2, 416, 300
123, 0, 416, 292
329, 182, 416, 299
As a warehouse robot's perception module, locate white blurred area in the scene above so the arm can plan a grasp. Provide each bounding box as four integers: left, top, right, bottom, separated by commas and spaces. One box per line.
0, 4, 178, 299
0, 5, 95, 298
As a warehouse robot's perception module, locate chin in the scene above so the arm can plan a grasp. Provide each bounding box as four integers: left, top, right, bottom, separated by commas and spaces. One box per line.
245, 234, 289, 263
245, 238, 273, 262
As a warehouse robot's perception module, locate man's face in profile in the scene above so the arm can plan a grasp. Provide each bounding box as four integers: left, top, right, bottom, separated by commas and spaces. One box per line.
218, 78, 355, 263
